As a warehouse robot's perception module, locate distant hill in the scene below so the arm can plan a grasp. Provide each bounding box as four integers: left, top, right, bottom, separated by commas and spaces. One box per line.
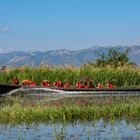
0, 46, 140, 67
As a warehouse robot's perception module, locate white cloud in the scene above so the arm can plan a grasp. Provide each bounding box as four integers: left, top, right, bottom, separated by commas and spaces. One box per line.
0, 26, 10, 32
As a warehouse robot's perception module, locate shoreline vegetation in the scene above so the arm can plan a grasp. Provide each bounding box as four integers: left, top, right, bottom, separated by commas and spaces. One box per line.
0, 65, 140, 87
0, 48, 140, 124
0, 48, 140, 87
0, 96, 140, 124
0, 66, 139, 124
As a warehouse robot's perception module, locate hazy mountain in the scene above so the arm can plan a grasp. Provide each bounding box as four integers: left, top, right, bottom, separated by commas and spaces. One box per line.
0, 46, 140, 67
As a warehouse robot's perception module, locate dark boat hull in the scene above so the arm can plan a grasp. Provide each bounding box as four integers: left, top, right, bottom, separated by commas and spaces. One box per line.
1, 84, 140, 93
0, 84, 21, 95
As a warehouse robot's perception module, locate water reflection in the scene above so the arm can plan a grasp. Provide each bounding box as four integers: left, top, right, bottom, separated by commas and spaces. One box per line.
0, 120, 140, 140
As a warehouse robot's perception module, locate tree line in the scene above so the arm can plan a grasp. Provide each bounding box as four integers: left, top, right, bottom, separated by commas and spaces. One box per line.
87, 48, 136, 68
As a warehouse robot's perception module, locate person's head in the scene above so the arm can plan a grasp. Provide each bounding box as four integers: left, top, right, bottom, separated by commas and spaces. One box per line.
22, 80, 26, 85
58, 80, 62, 84
106, 80, 109, 83
76, 81, 80, 86
106, 81, 111, 86
2, 65, 6, 71
97, 82, 101, 86
23, 80, 29, 85
16, 77, 19, 80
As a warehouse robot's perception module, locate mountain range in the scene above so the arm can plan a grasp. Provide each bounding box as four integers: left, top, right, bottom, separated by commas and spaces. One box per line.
0, 46, 140, 67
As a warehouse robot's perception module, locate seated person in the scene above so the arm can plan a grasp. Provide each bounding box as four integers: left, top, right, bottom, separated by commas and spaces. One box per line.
63, 81, 71, 88
22, 80, 30, 85
53, 80, 62, 87
83, 82, 89, 88
106, 81, 113, 88
30, 81, 36, 87
12, 77, 19, 85
76, 81, 83, 88
41, 80, 50, 87
97, 82, 104, 88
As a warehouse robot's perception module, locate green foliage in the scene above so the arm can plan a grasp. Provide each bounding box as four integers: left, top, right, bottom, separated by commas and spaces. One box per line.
89, 48, 136, 68
0, 66, 140, 87
0, 96, 140, 123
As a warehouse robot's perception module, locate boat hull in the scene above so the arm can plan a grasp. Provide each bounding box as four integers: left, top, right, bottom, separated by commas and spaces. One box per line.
0, 84, 21, 95
0, 84, 140, 95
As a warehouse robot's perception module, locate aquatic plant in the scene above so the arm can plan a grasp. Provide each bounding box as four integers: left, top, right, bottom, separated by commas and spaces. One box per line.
0, 96, 140, 124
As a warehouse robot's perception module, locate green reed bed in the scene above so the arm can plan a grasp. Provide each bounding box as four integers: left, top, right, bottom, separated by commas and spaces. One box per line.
0, 65, 140, 87
0, 96, 140, 124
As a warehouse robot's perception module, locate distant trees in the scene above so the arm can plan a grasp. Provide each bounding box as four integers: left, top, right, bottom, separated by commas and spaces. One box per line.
87, 48, 136, 68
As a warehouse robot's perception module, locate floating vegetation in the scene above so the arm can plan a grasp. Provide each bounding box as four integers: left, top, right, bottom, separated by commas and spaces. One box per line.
0, 95, 140, 124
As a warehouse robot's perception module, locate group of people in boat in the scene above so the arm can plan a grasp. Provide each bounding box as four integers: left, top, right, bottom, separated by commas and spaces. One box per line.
12, 77, 113, 89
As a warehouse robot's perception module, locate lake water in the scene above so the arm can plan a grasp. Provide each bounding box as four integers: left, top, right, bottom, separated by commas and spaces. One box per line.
0, 120, 140, 140
0, 92, 140, 140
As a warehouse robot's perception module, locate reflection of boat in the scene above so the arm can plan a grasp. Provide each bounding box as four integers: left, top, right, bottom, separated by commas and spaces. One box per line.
0, 84, 140, 96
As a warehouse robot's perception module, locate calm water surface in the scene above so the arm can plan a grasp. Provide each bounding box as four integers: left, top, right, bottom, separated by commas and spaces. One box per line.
0, 120, 140, 140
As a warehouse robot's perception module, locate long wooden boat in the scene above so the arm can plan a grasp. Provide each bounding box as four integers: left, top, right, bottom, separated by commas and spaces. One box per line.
0, 84, 21, 95
0, 84, 140, 97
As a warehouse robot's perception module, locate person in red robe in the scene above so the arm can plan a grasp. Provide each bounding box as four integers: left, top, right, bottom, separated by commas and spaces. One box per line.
83, 82, 89, 88
106, 81, 113, 88
12, 77, 19, 85
63, 82, 71, 88
22, 80, 30, 85
97, 83, 104, 88
53, 80, 62, 87
76, 81, 83, 88
41, 80, 50, 87
30, 81, 36, 87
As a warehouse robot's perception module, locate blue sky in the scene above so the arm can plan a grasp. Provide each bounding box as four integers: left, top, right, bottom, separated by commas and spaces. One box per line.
0, 0, 140, 52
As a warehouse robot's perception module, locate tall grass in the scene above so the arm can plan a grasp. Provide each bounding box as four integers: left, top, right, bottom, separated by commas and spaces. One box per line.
0, 65, 140, 87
